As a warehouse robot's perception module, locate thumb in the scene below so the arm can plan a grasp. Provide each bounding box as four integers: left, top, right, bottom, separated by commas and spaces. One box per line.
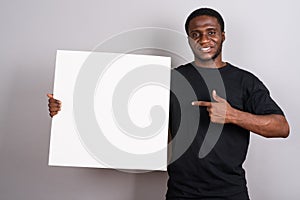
47, 93, 53, 98
212, 90, 225, 103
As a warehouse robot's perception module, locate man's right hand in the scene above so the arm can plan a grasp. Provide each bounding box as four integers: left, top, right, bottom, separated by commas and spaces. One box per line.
47, 94, 62, 118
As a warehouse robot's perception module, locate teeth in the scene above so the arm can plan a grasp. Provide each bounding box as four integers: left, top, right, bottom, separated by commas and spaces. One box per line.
200, 47, 211, 51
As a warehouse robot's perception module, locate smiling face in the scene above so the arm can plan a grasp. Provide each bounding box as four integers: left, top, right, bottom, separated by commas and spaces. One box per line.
187, 15, 225, 67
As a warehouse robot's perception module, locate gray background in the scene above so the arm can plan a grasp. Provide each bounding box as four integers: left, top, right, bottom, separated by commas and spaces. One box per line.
1, 0, 299, 199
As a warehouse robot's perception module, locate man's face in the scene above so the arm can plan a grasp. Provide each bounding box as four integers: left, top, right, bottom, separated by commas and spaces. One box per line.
188, 15, 225, 63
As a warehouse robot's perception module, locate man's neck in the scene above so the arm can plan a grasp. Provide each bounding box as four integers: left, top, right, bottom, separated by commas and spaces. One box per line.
194, 58, 226, 69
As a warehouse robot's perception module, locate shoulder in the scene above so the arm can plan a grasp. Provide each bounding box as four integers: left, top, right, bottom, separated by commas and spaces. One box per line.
170, 63, 196, 80
227, 63, 271, 98
172, 63, 194, 73
226, 63, 262, 83
226, 63, 252, 75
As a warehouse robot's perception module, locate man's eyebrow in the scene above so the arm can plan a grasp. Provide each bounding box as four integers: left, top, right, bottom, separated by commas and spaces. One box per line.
206, 27, 217, 31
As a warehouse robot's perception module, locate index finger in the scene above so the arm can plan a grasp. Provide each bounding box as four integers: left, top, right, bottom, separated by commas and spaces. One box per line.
191, 101, 212, 107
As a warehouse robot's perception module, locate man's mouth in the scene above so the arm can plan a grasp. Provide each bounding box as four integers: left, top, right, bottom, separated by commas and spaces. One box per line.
199, 47, 212, 52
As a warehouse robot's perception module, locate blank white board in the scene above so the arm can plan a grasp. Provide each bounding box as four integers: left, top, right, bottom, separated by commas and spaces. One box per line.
48, 50, 171, 171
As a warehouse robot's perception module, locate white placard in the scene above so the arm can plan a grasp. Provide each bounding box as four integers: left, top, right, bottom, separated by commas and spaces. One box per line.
48, 50, 171, 171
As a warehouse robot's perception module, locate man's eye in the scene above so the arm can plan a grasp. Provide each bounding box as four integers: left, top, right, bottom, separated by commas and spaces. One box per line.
191, 32, 200, 39
208, 31, 216, 35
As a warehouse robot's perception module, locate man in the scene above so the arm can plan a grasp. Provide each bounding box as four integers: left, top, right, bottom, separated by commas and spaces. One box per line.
48, 8, 289, 200
166, 8, 289, 200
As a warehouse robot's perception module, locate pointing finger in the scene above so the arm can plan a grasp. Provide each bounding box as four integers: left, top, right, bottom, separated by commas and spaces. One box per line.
192, 101, 212, 107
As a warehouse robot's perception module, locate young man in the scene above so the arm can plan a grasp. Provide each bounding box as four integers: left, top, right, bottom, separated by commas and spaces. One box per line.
166, 8, 289, 200
48, 7, 289, 200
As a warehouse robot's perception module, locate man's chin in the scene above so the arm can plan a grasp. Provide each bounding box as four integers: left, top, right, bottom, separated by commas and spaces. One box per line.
197, 56, 215, 62
196, 51, 221, 62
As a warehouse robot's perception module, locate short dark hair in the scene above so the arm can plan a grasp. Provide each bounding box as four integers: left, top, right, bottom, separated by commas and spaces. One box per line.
185, 8, 225, 35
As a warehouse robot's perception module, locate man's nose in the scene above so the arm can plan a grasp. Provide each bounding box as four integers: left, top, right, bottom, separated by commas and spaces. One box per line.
199, 34, 210, 44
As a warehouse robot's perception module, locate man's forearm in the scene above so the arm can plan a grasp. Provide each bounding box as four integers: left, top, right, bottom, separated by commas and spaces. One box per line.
229, 109, 290, 138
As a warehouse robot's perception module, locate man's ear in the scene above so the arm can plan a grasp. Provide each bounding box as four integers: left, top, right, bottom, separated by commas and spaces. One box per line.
222, 32, 226, 42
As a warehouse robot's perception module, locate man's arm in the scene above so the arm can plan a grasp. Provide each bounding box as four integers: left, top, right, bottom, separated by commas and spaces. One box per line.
229, 109, 289, 138
192, 90, 290, 138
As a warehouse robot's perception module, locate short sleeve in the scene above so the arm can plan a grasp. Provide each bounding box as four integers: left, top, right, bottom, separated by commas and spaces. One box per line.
244, 74, 284, 116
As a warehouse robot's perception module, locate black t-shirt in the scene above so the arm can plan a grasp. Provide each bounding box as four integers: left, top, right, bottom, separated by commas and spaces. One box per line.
166, 62, 284, 199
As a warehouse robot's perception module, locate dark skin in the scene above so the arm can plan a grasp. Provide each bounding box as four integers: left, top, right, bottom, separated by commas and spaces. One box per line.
48, 15, 290, 138
187, 15, 225, 68
47, 94, 61, 117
